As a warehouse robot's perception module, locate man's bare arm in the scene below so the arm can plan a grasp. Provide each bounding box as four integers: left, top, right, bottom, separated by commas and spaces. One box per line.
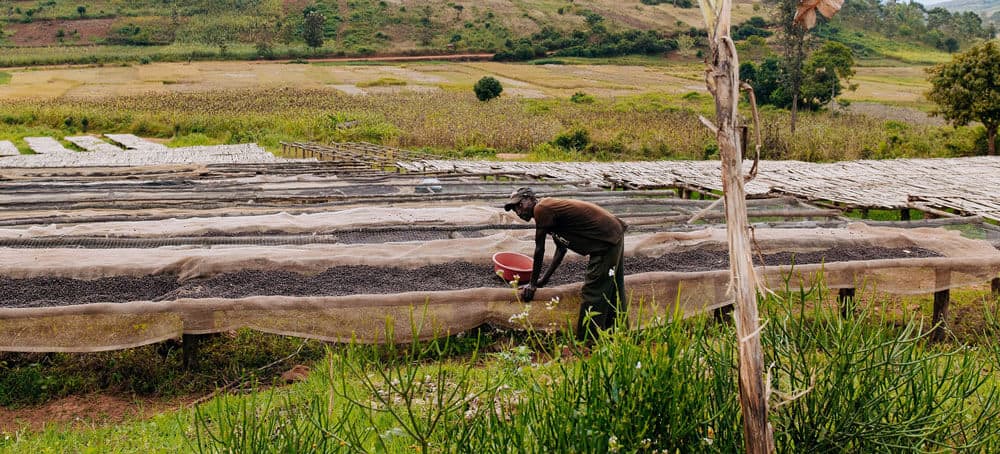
536, 245, 566, 288
529, 227, 547, 288
521, 227, 548, 302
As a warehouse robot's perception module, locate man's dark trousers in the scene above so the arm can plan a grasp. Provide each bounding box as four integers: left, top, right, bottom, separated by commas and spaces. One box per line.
576, 238, 625, 341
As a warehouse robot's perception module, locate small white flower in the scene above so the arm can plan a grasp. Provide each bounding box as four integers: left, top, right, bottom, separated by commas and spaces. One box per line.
508, 311, 529, 323
608, 435, 621, 453
608, 267, 616, 277
636, 361, 642, 369
545, 296, 560, 310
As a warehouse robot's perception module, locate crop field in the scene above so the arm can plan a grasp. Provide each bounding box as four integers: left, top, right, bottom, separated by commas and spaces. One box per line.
0, 60, 712, 100
0, 59, 984, 163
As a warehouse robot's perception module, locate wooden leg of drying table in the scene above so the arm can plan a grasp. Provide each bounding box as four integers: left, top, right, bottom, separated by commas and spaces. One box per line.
713, 304, 734, 324
838, 288, 856, 318
931, 289, 950, 342
183, 334, 201, 370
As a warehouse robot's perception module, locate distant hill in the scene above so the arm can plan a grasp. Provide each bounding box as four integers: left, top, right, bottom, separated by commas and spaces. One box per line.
935, 0, 1000, 23
0, 0, 979, 66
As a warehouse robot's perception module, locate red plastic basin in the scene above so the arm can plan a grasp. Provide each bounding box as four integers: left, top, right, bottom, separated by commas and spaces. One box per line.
492, 252, 533, 283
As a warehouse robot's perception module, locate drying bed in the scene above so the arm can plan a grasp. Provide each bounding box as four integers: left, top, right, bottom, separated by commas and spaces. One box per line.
0, 246, 941, 308
1, 219, 998, 352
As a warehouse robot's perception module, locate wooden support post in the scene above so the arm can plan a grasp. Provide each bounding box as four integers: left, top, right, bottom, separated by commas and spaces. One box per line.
713, 304, 734, 323
931, 270, 951, 342
860, 207, 870, 219
838, 288, 856, 318
900, 208, 910, 221
931, 289, 950, 342
182, 333, 201, 369
992, 277, 1000, 299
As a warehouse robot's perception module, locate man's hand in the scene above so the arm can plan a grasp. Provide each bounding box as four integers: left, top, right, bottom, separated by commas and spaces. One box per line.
520, 284, 537, 302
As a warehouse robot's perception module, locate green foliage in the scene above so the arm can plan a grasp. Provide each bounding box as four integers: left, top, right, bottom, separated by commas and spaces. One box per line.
495, 24, 676, 62
0, 330, 327, 408
180, 290, 1000, 453
832, 1, 993, 53
732, 16, 772, 41
766, 288, 1000, 451
106, 17, 177, 46
356, 77, 407, 87
7, 285, 1000, 451
0, 72, 10, 85
552, 127, 591, 151
569, 92, 595, 104
927, 40, 1000, 154
303, 10, 326, 50
167, 133, 224, 148
458, 145, 498, 158
743, 41, 854, 111
473, 76, 503, 101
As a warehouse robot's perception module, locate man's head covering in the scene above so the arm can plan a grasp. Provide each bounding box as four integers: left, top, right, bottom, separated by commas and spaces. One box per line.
503, 187, 536, 211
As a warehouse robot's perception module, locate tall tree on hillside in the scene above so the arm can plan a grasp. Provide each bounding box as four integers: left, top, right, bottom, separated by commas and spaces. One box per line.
303, 10, 326, 51
799, 41, 854, 109
775, 0, 808, 133
927, 40, 1000, 155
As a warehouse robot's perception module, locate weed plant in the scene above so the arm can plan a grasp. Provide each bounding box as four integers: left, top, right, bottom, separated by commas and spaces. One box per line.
765, 281, 1000, 451
185, 283, 1000, 452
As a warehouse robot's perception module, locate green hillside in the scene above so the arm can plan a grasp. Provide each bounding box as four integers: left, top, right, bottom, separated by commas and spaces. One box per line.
936, 0, 1000, 24
0, 0, 989, 66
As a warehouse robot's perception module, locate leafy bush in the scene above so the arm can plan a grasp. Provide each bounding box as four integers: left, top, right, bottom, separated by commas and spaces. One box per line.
473, 76, 503, 101
552, 127, 591, 151
569, 92, 595, 104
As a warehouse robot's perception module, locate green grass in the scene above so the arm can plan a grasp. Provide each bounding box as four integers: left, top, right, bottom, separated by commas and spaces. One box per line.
0, 72, 10, 85
828, 27, 953, 65
4, 285, 999, 452
356, 77, 407, 88
0, 330, 328, 409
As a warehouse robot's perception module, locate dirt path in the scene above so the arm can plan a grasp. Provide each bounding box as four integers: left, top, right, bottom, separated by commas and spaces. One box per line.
0, 52, 495, 71
0, 394, 187, 433
294, 53, 495, 64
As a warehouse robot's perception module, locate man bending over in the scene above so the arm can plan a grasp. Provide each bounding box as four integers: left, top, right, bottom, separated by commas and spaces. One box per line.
504, 187, 627, 340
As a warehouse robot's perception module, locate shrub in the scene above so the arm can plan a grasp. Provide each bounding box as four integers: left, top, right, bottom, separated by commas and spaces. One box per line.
473, 76, 503, 101
569, 92, 595, 104
552, 127, 591, 151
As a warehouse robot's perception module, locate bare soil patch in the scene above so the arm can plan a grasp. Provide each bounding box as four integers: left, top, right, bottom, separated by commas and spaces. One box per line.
8, 19, 115, 47
0, 247, 940, 308
0, 394, 182, 433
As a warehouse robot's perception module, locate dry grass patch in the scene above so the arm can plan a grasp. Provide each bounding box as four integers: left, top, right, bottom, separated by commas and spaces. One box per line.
841, 66, 934, 107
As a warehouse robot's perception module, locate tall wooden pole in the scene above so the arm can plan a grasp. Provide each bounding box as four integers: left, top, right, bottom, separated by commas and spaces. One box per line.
698, 0, 774, 451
